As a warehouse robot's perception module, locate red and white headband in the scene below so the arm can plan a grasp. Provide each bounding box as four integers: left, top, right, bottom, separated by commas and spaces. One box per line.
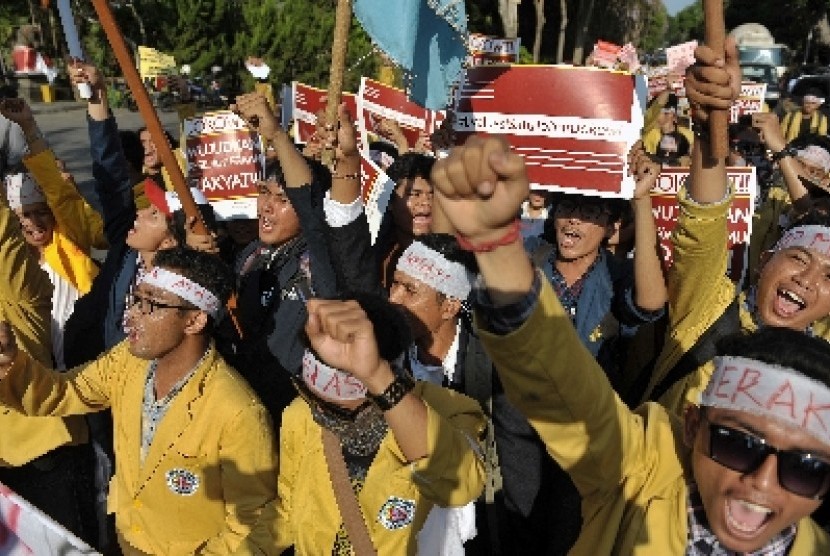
302, 350, 367, 401
702, 356, 830, 446
396, 242, 475, 300
774, 225, 830, 257
139, 267, 220, 317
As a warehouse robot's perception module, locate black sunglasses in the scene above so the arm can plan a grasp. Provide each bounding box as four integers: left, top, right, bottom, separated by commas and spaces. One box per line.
707, 422, 830, 499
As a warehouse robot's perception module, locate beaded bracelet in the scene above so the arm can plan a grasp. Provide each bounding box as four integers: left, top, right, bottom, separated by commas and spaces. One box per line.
456, 219, 522, 253
333, 172, 361, 180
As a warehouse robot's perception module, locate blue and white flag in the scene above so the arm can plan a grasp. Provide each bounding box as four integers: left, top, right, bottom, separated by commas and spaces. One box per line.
353, 0, 467, 110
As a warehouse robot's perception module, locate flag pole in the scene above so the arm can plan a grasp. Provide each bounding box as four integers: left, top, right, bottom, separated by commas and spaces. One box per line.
322, 0, 352, 169
89, 0, 207, 234
703, 0, 728, 160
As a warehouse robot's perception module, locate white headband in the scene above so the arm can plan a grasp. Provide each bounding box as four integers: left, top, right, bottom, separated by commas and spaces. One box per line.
4, 172, 45, 210
302, 350, 367, 401
773, 225, 830, 257
804, 95, 825, 105
396, 242, 475, 299
702, 355, 830, 446
139, 267, 221, 317
165, 187, 209, 213
796, 145, 830, 173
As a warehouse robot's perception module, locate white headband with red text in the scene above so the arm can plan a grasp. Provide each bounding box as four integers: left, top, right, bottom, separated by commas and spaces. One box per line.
139, 267, 220, 317
701, 355, 830, 446
773, 225, 830, 257
302, 350, 367, 401
396, 242, 475, 299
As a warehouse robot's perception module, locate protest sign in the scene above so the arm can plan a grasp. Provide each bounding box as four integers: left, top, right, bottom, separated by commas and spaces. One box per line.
467, 34, 521, 66
358, 77, 429, 151
589, 41, 639, 72
291, 82, 359, 145
137, 46, 176, 82
730, 82, 767, 123
650, 167, 756, 283
454, 65, 646, 198
666, 41, 697, 75
0, 482, 98, 555
183, 111, 264, 220
359, 156, 396, 244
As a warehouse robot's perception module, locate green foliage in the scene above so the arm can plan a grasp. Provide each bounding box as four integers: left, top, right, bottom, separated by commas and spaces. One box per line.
665, 2, 704, 45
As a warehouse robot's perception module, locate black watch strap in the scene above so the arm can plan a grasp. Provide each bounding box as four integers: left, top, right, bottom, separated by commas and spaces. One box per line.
368, 372, 416, 411
772, 146, 798, 163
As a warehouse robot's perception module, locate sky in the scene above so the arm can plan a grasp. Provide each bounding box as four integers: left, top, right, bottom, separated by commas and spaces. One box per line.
663, 0, 697, 16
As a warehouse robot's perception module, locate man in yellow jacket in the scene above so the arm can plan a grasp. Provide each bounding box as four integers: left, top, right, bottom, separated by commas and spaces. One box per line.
781, 87, 829, 142
427, 131, 830, 554
0, 247, 277, 555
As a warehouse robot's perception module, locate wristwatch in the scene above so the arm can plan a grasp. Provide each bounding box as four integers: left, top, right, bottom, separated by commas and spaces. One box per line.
368, 372, 416, 411
772, 146, 798, 163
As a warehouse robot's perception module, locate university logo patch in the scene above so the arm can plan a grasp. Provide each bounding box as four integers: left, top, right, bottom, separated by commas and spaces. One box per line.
165, 468, 200, 496
377, 497, 415, 530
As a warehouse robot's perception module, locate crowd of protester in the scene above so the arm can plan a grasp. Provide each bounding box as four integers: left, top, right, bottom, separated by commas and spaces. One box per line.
0, 25, 828, 556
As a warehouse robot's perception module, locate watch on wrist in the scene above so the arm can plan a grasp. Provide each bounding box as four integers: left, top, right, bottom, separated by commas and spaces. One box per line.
368, 372, 416, 411
772, 146, 798, 163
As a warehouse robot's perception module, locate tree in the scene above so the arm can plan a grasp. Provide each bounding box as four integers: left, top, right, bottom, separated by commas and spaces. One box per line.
556, 0, 567, 62
665, 2, 704, 45
533, 0, 545, 62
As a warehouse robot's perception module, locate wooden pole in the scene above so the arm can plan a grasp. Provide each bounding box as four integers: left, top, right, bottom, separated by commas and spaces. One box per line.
90, 0, 207, 234
322, 0, 352, 169
703, 0, 728, 159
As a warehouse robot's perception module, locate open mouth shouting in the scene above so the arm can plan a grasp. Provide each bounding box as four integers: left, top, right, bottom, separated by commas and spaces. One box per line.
773, 287, 807, 320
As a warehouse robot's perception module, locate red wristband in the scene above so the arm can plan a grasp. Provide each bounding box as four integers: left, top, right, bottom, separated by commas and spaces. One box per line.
456, 219, 522, 253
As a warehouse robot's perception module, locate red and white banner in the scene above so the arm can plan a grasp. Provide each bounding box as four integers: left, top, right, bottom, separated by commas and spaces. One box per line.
650, 167, 757, 283
359, 156, 396, 245
182, 111, 265, 220
453, 65, 646, 198
291, 82, 359, 145
666, 41, 698, 75
730, 82, 767, 123
589, 40, 639, 72
467, 34, 521, 67
358, 77, 429, 151
0, 482, 97, 555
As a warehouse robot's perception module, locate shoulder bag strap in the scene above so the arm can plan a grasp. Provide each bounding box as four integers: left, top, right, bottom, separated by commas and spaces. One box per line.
321, 428, 378, 556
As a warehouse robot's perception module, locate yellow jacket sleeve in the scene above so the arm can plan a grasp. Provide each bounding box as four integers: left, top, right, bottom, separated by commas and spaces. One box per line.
24, 149, 107, 250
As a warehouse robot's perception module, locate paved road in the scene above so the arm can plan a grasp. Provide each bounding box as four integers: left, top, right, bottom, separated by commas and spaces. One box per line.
33, 103, 181, 208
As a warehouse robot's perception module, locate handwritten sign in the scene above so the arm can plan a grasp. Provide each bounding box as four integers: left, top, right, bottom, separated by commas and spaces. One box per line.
183, 111, 264, 220
650, 167, 757, 283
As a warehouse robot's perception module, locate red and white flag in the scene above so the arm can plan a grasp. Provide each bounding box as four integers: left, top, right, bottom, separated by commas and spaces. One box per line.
453, 65, 646, 198
0, 482, 98, 555
358, 78, 429, 151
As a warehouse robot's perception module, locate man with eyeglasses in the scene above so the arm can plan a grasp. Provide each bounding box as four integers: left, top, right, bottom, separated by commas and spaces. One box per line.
489, 145, 668, 552
0, 247, 278, 555
428, 133, 830, 554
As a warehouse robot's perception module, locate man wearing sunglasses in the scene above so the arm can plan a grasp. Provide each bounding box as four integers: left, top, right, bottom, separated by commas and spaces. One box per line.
0, 247, 278, 555
429, 131, 830, 553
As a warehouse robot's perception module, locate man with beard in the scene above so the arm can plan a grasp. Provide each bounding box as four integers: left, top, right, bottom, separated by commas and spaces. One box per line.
0, 247, 277, 555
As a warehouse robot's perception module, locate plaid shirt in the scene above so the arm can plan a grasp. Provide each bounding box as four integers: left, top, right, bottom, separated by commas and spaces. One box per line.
547, 255, 598, 324
686, 482, 795, 556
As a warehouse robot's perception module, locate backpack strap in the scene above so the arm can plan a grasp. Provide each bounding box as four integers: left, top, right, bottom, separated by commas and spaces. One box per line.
648, 297, 741, 402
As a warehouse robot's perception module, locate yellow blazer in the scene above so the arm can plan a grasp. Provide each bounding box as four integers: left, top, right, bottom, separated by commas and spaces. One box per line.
0, 341, 278, 555
0, 192, 87, 466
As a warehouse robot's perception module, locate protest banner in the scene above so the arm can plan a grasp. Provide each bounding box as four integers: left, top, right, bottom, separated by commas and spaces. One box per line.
589, 41, 639, 72
0, 482, 98, 555
467, 33, 521, 66
730, 82, 767, 123
666, 40, 697, 75
183, 111, 265, 220
291, 82, 359, 145
137, 46, 176, 83
454, 65, 646, 198
650, 166, 756, 283
358, 77, 429, 151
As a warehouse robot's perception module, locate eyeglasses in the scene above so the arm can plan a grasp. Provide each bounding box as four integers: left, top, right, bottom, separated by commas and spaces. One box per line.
554, 199, 609, 220
706, 422, 830, 499
128, 293, 193, 315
